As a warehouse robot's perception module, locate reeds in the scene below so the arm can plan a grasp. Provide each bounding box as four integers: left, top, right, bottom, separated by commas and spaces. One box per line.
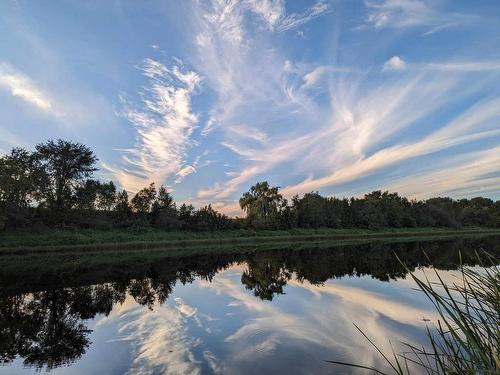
329, 252, 499, 374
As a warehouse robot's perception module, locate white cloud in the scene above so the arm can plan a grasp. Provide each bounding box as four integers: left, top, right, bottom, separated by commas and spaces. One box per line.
118, 302, 201, 375
383, 56, 406, 71
302, 66, 330, 87
246, 0, 285, 29
175, 165, 197, 184
364, 0, 473, 33
276, 0, 331, 32
201, 114, 218, 136
302, 65, 352, 88
366, 0, 433, 29
383, 146, 500, 199
281, 95, 500, 198
175, 1, 500, 213
426, 61, 500, 72
227, 124, 270, 145
0, 62, 58, 114
198, 0, 330, 49
191, 0, 330, 205
243, 0, 331, 32
111, 58, 201, 192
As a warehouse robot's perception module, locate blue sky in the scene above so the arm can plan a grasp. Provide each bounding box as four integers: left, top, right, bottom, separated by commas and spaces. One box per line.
1, 0, 499, 215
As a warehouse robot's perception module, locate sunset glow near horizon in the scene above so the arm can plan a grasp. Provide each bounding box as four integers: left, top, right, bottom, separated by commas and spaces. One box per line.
1, 0, 499, 215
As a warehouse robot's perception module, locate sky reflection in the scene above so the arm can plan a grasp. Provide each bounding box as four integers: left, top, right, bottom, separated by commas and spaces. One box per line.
1, 238, 498, 374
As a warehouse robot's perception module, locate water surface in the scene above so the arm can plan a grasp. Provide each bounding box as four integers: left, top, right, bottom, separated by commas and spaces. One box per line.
1, 236, 498, 374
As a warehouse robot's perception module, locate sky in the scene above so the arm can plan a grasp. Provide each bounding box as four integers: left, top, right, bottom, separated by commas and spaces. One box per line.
1, 0, 499, 215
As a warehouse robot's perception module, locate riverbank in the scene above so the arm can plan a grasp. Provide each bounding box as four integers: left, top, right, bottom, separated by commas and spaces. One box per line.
1, 227, 499, 253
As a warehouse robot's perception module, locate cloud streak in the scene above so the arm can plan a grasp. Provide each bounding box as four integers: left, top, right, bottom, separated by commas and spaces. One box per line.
112, 58, 202, 192
0, 62, 58, 114
364, 0, 474, 33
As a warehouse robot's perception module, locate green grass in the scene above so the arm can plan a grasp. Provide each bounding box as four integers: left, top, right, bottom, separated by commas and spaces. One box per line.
1, 227, 499, 253
0, 227, 498, 250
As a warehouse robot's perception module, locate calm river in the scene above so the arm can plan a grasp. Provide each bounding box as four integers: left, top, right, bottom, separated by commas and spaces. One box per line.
1, 236, 498, 374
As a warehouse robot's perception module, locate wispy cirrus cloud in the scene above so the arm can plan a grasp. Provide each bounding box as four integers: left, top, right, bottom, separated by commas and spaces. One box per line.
110, 58, 202, 192
275, 0, 331, 32
281, 94, 500, 197
192, 0, 330, 204
301, 65, 352, 88
0, 62, 59, 115
384, 145, 500, 199
425, 61, 500, 72
223, 0, 331, 33
184, 0, 500, 215
364, 0, 474, 33
203, 61, 500, 215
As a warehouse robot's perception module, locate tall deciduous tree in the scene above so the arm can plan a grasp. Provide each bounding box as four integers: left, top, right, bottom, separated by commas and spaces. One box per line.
131, 183, 157, 214
239, 181, 283, 217
35, 139, 97, 211
239, 182, 285, 229
152, 186, 175, 212
74, 180, 100, 210
114, 189, 131, 218
96, 181, 117, 211
0, 147, 46, 208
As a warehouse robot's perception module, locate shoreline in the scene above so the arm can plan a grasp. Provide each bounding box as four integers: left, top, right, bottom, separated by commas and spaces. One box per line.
1, 227, 499, 254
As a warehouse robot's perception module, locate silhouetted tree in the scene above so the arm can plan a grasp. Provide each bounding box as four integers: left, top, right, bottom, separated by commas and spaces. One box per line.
131, 183, 156, 214
0, 148, 46, 228
151, 186, 180, 229
114, 189, 131, 221
74, 179, 100, 210
35, 139, 97, 212
96, 181, 117, 211
0, 148, 46, 208
179, 203, 195, 229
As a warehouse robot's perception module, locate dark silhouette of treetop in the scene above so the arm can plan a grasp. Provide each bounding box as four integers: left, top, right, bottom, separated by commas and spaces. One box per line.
35, 139, 98, 211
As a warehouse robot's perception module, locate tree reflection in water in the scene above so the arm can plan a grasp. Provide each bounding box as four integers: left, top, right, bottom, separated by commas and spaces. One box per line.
0, 236, 498, 370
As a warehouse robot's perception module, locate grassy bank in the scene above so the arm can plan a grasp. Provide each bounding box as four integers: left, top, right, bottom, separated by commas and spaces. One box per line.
1, 227, 499, 253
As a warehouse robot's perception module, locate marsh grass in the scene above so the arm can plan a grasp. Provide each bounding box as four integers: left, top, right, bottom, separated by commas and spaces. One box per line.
329, 252, 499, 374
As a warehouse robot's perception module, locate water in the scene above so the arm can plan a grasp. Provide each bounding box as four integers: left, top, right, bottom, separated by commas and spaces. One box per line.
0, 236, 498, 374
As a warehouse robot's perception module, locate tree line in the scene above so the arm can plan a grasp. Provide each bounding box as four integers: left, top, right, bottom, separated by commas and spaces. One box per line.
0, 139, 499, 231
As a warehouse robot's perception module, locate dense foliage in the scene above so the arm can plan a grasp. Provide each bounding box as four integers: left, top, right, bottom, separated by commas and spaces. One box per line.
1, 139, 499, 231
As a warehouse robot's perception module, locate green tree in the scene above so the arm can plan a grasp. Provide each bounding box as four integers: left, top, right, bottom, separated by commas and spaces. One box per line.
35, 139, 97, 211
74, 180, 100, 210
179, 203, 195, 229
152, 186, 175, 213
0, 147, 46, 208
96, 181, 116, 211
151, 186, 180, 229
114, 189, 131, 218
193, 204, 231, 230
131, 183, 156, 214
239, 181, 285, 228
